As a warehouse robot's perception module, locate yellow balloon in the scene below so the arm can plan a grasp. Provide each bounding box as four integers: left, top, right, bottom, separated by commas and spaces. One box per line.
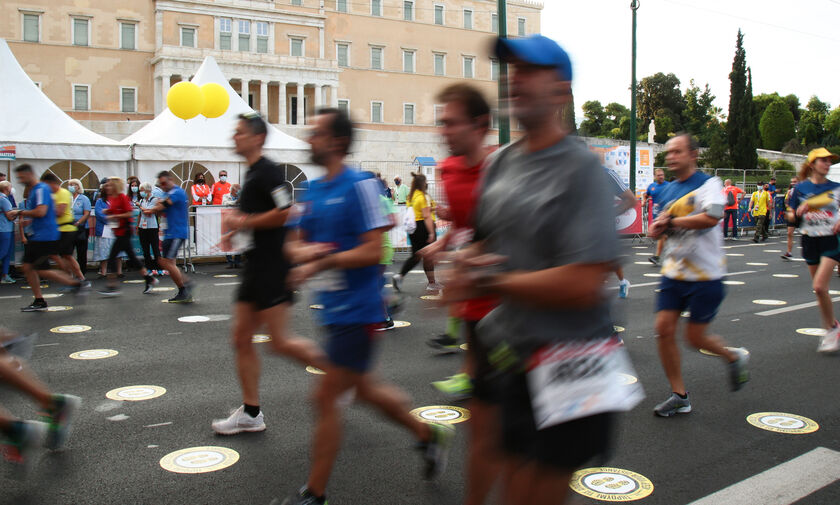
200, 83, 230, 119
167, 81, 204, 120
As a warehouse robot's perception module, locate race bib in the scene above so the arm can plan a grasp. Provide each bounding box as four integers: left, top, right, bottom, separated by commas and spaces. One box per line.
271, 186, 292, 209
527, 336, 644, 430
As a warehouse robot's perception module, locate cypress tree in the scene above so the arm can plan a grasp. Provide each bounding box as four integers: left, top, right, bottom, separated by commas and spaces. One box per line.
727, 30, 757, 169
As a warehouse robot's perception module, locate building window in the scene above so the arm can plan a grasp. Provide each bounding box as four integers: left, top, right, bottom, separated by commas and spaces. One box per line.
491, 59, 499, 81
434, 53, 445, 76
518, 17, 526, 36
434, 5, 444, 25
370, 46, 383, 69
219, 18, 232, 50
337, 0, 348, 12
463, 56, 474, 78
338, 99, 349, 113
120, 22, 136, 50
73, 85, 89, 111
238, 20, 250, 52
403, 1, 414, 21
434, 104, 444, 126
463, 9, 473, 30
290, 38, 304, 56
121, 87, 136, 113
73, 18, 89, 46
256, 22, 269, 53
291, 0, 302, 5
371, 101, 383, 123
23, 14, 40, 43
337, 43, 349, 67
180, 26, 195, 47
491, 13, 498, 33
371, 0, 382, 16
402, 50, 415, 73
404, 104, 415, 125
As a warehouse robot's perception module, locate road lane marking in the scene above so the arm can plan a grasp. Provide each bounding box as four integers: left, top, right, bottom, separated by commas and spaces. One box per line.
687, 447, 840, 505
0, 295, 22, 299
757, 296, 840, 316
214, 282, 241, 286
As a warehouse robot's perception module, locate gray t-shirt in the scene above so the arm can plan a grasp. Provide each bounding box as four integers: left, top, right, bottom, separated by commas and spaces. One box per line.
475, 136, 619, 358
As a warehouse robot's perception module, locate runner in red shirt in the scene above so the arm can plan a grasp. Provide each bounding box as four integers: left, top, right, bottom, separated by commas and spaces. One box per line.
98, 178, 156, 296
420, 84, 501, 505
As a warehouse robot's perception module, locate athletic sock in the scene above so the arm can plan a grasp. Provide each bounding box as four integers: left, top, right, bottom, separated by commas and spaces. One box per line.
34, 297, 45, 303
243, 404, 260, 418
446, 317, 461, 339
675, 392, 688, 399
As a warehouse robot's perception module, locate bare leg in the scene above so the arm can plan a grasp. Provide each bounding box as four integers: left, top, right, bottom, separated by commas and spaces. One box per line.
656, 237, 665, 257
655, 310, 686, 395
465, 400, 502, 505
423, 255, 436, 284
503, 458, 572, 505
786, 227, 794, 254
615, 267, 624, 282
22, 263, 43, 299
307, 368, 355, 497
62, 254, 84, 280
38, 268, 81, 287
355, 373, 429, 440
811, 257, 839, 329
231, 302, 262, 406
262, 303, 328, 369
0, 352, 52, 408
158, 257, 184, 288
684, 322, 737, 363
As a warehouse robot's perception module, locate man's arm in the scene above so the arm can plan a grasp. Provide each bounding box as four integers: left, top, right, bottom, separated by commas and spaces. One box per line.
227, 207, 290, 231
19, 204, 48, 219
615, 189, 636, 215
484, 262, 613, 309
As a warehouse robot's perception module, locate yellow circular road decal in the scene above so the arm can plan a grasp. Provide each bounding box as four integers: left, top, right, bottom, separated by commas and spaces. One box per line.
252, 334, 271, 343
796, 328, 826, 336
410, 405, 470, 424
309, 304, 324, 310
459, 343, 469, 351
813, 290, 840, 295
21, 284, 49, 289
178, 315, 210, 323
680, 311, 691, 318
70, 349, 118, 360
746, 412, 819, 434
725, 253, 744, 257
123, 280, 144, 284
746, 262, 768, 266
643, 273, 661, 278
214, 274, 238, 278
613, 325, 625, 333
160, 446, 239, 474
763, 249, 782, 253
634, 253, 653, 256
45, 306, 73, 312
700, 347, 748, 357
570, 467, 654, 502
420, 294, 442, 301
617, 373, 638, 385
723, 280, 745, 285
752, 299, 786, 306
50, 325, 91, 334
151, 287, 175, 292
106, 385, 166, 401
634, 261, 651, 265
41, 293, 63, 299
773, 274, 798, 278
391, 320, 411, 328
306, 366, 325, 375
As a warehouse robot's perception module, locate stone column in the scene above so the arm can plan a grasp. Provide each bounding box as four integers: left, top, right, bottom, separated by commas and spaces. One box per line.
161, 74, 171, 113
240, 79, 249, 105
296, 83, 304, 124
314, 84, 323, 109
330, 85, 338, 107
259, 81, 268, 117
277, 83, 286, 125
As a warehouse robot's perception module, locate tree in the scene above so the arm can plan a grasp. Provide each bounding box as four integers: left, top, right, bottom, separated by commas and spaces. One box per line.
753, 93, 801, 148
653, 108, 676, 144
727, 30, 757, 169
637, 72, 685, 133
798, 96, 829, 145
770, 159, 794, 172
562, 93, 576, 134
824, 106, 840, 146
579, 100, 606, 137
682, 80, 716, 144
759, 99, 796, 151
699, 121, 731, 168
654, 151, 667, 167
756, 157, 771, 171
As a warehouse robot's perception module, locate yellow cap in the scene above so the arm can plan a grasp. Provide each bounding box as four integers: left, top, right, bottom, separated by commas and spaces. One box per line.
807, 147, 840, 164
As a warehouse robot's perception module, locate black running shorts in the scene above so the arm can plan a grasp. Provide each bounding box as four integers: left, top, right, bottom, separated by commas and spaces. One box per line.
236, 258, 293, 310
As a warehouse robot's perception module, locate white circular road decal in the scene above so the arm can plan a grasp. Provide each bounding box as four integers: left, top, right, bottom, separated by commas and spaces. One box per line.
570, 467, 654, 502
106, 385, 166, 401
410, 405, 470, 424
50, 325, 91, 334
796, 328, 826, 336
752, 299, 787, 306
45, 306, 73, 312
746, 412, 819, 434
70, 349, 118, 360
160, 446, 240, 474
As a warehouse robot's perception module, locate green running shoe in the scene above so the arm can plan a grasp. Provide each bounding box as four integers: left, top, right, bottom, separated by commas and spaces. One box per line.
431, 373, 473, 400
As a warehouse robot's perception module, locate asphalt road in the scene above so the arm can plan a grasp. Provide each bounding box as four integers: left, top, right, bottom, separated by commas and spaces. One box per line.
1, 233, 839, 505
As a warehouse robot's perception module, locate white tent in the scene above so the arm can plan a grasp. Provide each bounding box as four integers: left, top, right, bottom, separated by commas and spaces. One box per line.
124, 56, 317, 187
0, 38, 129, 189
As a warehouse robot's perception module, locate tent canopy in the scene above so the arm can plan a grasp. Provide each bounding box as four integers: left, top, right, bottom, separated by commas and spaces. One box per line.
125, 56, 309, 163
0, 39, 128, 161
414, 156, 436, 167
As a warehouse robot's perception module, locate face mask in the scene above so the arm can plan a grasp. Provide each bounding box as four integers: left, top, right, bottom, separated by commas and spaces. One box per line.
68, 186, 77, 194
198, 179, 205, 184
220, 176, 227, 183
132, 186, 139, 192
140, 191, 147, 198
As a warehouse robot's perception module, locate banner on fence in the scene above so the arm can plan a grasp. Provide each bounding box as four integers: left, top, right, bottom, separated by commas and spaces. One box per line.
588, 145, 653, 198
617, 199, 643, 235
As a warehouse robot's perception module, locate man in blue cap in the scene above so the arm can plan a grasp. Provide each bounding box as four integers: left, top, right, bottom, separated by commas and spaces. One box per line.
444, 35, 639, 504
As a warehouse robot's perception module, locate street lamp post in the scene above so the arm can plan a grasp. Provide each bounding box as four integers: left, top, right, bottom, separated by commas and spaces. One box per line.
629, 0, 639, 195
498, 0, 510, 145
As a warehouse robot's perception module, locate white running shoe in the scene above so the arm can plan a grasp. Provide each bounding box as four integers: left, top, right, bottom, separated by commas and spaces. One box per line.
817, 323, 840, 353
211, 405, 266, 435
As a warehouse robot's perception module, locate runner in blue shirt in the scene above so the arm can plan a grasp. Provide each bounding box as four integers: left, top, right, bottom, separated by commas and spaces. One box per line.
11, 165, 89, 311
149, 172, 192, 302
276, 108, 453, 505
645, 167, 669, 265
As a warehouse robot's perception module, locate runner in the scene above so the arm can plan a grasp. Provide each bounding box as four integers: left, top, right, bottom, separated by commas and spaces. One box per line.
97, 177, 157, 296
392, 173, 440, 293
148, 171, 192, 302
786, 148, 840, 352
645, 168, 669, 265
606, 167, 636, 298
275, 108, 452, 505
0, 328, 81, 477
649, 134, 749, 417
442, 35, 638, 505
722, 179, 745, 240
782, 177, 798, 260
749, 181, 772, 243
211, 113, 326, 435
42, 174, 85, 282
11, 165, 89, 311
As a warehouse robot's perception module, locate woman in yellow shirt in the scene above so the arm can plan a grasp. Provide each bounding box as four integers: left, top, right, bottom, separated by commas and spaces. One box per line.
393, 173, 441, 293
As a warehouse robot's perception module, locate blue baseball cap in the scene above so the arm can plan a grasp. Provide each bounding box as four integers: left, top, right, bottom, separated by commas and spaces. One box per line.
494, 35, 572, 82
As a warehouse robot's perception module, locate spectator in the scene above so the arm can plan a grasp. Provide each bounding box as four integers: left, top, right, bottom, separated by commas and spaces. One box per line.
0, 173, 15, 207
137, 182, 161, 275
93, 182, 123, 279
211, 170, 232, 205
190, 173, 211, 206
722, 179, 744, 239
749, 181, 771, 243
67, 179, 91, 276
127, 176, 141, 205
393, 173, 440, 293
377, 172, 392, 199
393, 176, 409, 204
0, 181, 15, 283
221, 183, 241, 268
